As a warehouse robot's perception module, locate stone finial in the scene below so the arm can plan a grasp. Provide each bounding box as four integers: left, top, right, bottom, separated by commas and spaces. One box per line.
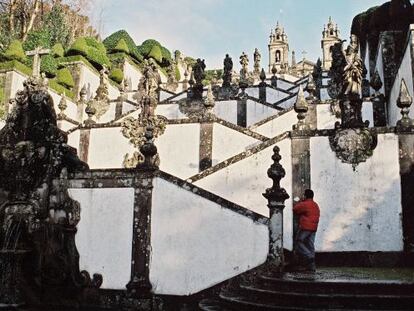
293, 85, 309, 130
189, 70, 195, 87
137, 125, 159, 170
85, 101, 97, 125
58, 93, 67, 117
80, 84, 87, 102
305, 73, 316, 100
396, 78, 414, 129
271, 64, 278, 88
370, 69, 383, 94
271, 63, 277, 76
263, 145, 290, 208
260, 68, 267, 83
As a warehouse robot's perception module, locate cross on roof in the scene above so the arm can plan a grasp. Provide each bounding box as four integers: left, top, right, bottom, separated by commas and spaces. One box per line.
26, 47, 51, 77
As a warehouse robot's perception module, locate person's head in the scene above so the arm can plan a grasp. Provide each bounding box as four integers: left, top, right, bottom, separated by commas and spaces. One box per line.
304, 189, 314, 199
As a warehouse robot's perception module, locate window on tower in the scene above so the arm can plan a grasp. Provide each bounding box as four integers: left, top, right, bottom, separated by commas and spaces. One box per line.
276, 50, 281, 63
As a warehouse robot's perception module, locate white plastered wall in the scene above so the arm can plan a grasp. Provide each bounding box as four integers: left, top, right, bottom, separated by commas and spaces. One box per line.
150, 177, 268, 295
317, 102, 374, 129
310, 134, 403, 252
70, 188, 134, 290
254, 109, 296, 137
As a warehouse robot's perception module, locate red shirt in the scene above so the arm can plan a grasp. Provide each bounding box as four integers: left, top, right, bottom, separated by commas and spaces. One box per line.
293, 199, 320, 231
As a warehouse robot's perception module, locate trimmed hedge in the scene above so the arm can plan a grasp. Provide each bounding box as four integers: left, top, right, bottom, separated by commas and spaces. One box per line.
4, 40, 27, 63
109, 68, 124, 84
103, 30, 143, 62
52, 43, 65, 58
113, 39, 130, 54
41, 54, 58, 77
67, 37, 111, 70
56, 67, 75, 89
148, 44, 162, 63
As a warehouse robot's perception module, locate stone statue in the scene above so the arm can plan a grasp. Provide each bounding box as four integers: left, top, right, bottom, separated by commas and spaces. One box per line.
240, 52, 249, 75
222, 54, 233, 87
190, 58, 206, 100
0, 77, 100, 306
327, 41, 347, 99
253, 48, 261, 75
142, 59, 161, 100
342, 35, 363, 98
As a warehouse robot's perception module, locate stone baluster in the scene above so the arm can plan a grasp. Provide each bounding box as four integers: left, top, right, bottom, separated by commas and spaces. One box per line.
182, 68, 189, 91
77, 85, 87, 122
396, 78, 414, 130
270, 64, 278, 88
263, 146, 290, 272
116, 81, 127, 119
259, 68, 267, 104
370, 70, 386, 126
127, 126, 159, 298
293, 85, 309, 131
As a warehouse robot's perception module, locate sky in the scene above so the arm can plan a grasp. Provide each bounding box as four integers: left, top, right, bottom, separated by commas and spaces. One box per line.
92, 0, 391, 70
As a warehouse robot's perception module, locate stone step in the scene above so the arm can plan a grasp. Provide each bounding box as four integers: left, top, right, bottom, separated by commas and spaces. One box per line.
259, 274, 414, 296
235, 283, 414, 310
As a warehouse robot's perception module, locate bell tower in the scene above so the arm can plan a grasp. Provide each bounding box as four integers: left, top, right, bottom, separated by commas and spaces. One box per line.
268, 22, 289, 73
321, 16, 341, 70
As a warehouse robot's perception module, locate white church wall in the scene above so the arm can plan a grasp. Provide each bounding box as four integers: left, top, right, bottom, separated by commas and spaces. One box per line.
57, 119, 77, 132
68, 130, 80, 151
246, 100, 279, 126
123, 59, 142, 90
212, 123, 260, 165
245, 87, 259, 98
157, 123, 200, 179
70, 188, 134, 290
10, 70, 27, 95
254, 109, 296, 138
310, 134, 403, 252
388, 28, 414, 126
213, 100, 238, 124
49, 90, 78, 121
88, 127, 135, 169
150, 177, 268, 295
267, 88, 289, 103
156, 104, 187, 119
194, 138, 293, 250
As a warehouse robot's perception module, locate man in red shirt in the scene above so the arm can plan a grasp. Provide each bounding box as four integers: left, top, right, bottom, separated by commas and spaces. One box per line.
292, 189, 320, 272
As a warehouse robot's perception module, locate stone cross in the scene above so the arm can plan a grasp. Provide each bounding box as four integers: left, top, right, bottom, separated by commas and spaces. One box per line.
26, 47, 51, 77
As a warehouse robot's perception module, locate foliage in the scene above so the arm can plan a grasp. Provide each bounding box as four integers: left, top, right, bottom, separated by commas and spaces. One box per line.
56, 67, 75, 89
23, 30, 51, 51
67, 37, 110, 69
3, 40, 27, 62
160, 46, 172, 65
0, 60, 32, 76
109, 68, 124, 84
103, 30, 143, 62
41, 55, 58, 77
203, 69, 223, 85
43, 4, 71, 47
52, 43, 65, 58
113, 39, 130, 54
148, 44, 162, 63
58, 55, 97, 73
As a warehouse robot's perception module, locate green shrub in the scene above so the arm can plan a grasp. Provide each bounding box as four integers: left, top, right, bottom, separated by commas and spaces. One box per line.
137, 39, 161, 57
148, 44, 162, 63
103, 30, 143, 62
67, 37, 110, 70
52, 43, 65, 58
109, 68, 124, 84
184, 56, 196, 68
41, 54, 58, 77
4, 40, 27, 62
161, 46, 172, 64
23, 30, 51, 51
56, 67, 75, 89
175, 65, 181, 81
112, 39, 130, 54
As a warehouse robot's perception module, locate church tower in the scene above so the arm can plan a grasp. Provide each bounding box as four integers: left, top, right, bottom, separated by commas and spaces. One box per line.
268, 22, 289, 73
321, 17, 341, 70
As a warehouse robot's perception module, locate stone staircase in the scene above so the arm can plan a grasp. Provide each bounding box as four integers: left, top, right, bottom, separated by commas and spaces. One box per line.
199, 267, 414, 310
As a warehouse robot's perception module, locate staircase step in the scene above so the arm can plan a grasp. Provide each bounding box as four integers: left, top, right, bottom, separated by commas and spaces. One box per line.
259, 273, 414, 296
236, 283, 414, 310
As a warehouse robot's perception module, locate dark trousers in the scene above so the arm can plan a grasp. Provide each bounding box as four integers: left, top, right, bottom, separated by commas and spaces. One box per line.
294, 229, 316, 268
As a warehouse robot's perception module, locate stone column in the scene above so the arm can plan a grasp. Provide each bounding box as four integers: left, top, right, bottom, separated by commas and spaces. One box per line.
3, 71, 14, 115
237, 89, 247, 127
127, 126, 158, 298
396, 78, 414, 252
259, 69, 267, 104
370, 70, 387, 126
263, 146, 290, 272
78, 128, 91, 163
199, 122, 213, 171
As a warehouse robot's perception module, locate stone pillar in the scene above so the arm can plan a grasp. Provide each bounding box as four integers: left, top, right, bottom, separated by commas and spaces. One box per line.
396, 78, 414, 252
3, 71, 14, 115
237, 89, 247, 127
199, 122, 213, 171
127, 127, 158, 298
259, 69, 267, 104
78, 128, 91, 163
263, 146, 290, 272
